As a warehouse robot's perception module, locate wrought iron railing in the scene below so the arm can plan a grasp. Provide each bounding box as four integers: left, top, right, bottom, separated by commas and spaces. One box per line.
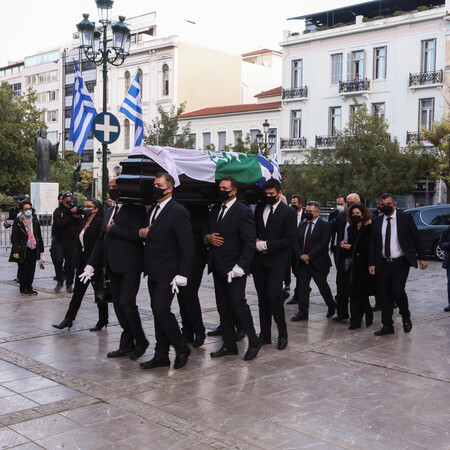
315, 135, 341, 147
406, 131, 424, 145
409, 70, 443, 86
280, 137, 307, 149
282, 86, 308, 99
339, 78, 370, 93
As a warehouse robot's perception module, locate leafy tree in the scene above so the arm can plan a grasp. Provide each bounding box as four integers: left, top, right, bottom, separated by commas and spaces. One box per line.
226, 134, 259, 154
51, 150, 81, 194
77, 169, 93, 198
143, 102, 195, 149
0, 82, 44, 195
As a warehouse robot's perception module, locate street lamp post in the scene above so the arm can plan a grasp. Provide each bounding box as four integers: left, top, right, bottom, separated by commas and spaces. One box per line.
256, 119, 276, 158
76, 0, 130, 208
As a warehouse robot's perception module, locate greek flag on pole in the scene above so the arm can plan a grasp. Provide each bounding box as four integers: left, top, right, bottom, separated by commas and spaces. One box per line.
120, 72, 143, 147
69, 60, 97, 155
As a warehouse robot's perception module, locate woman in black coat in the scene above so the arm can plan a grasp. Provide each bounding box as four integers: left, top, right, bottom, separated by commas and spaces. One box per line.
9, 201, 44, 295
339, 203, 374, 330
53, 199, 108, 331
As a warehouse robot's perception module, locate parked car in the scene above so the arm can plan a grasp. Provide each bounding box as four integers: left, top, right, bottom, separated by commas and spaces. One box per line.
404, 204, 450, 260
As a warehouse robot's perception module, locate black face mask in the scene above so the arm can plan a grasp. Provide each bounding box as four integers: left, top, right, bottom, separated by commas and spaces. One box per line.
304, 211, 314, 221
265, 195, 278, 206
218, 190, 233, 202
291, 204, 299, 211
83, 209, 93, 218
380, 205, 394, 216
153, 186, 168, 200
108, 188, 120, 200
352, 215, 362, 224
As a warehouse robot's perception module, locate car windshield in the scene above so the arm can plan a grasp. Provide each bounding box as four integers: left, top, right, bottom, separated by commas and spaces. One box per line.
420, 207, 450, 226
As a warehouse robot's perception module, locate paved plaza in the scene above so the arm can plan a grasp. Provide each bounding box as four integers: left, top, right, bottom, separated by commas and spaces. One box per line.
0, 248, 449, 449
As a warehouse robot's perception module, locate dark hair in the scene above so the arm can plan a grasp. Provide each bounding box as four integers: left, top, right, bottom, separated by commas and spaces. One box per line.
291, 195, 303, 204
19, 200, 32, 210
346, 203, 371, 224
336, 195, 346, 201
62, 192, 72, 200
220, 176, 238, 190
86, 199, 103, 218
155, 172, 175, 188
378, 192, 395, 202
263, 178, 281, 192
307, 200, 320, 210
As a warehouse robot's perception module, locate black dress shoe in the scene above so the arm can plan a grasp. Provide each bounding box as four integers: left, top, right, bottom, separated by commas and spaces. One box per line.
327, 305, 336, 318
207, 326, 222, 336
291, 313, 308, 321
372, 304, 382, 312
243, 343, 262, 361
366, 315, 373, 327
236, 329, 245, 341
374, 326, 395, 336
210, 345, 239, 357
259, 336, 272, 345
286, 297, 298, 305
107, 348, 134, 358
193, 332, 206, 348
277, 336, 288, 350
140, 356, 171, 369
402, 316, 412, 333
444, 305, 450, 312
332, 316, 349, 322
52, 318, 73, 330
130, 343, 149, 360
174, 346, 191, 369
348, 323, 361, 330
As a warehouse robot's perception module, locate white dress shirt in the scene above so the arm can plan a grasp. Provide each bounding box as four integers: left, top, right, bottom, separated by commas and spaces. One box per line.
263, 199, 281, 226
303, 216, 319, 247
149, 197, 172, 223
107, 203, 122, 226
218, 197, 237, 221
382, 209, 404, 258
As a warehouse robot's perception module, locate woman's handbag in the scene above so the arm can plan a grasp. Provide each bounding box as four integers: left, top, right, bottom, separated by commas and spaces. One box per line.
93, 277, 113, 303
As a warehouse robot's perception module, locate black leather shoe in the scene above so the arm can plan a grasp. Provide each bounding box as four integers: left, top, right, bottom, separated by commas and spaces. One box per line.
327, 305, 336, 318
174, 346, 191, 369
182, 333, 194, 343
348, 323, 361, 330
259, 336, 272, 345
291, 313, 308, 321
374, 326, 395, 336
130, 343, 149, 360
277, 336, 288, 350
366, 315, 373, 327
444, 305, 450, 312
89, 321, 108, 331
402, 316, 412, 333
243, 343, 262, 361
107, 348, 134, 358
140, 356, 171, 369
372, 304, 382, 312
281, 289, 290, 301
52, 318, 73, 330
332, 316, 349, 322
236, 329, 245, 341
286, 297, 298, 305
210, 345, 239, 357
193, 332, 206, 348
207, 326, 222, 336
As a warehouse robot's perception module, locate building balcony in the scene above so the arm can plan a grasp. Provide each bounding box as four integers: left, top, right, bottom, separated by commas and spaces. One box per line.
409, 70, 443, 88
315, 135, 340, 148
339, 78, 370, 96
280, 137, 307, 149
282, 86, 308, 100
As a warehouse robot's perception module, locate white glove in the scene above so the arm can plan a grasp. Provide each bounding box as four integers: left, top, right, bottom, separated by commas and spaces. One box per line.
79, 265, 95, 284
171, 275, 188, 293
255, 241, 267, 252
227, 264, 245, 283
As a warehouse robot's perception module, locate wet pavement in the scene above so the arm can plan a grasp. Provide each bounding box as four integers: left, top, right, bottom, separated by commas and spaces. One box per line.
0, 248, 449, 449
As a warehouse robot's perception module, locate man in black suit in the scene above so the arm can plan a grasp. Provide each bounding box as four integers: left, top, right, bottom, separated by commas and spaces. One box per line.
291, 201, 336, 321
139, 173, 194, 370
205, 176, 261, 361
82, 178, 148, 360
252, 179, 297, 350
369, 193, 428, 335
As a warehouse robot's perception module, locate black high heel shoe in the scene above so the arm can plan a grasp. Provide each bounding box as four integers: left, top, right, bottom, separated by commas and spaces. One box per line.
52, 318, 73, 330
89, 321, 108, 332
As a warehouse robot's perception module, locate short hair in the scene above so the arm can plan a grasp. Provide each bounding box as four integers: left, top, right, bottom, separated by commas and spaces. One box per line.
346, 203, 371, 223
62, 192, 72, 200
155, 172, 175, 188
19, 200, 32, 210
379, 192, 396, 202
291, 195, 303, 204
336, 195, 346, 201
307, 201, 320, 210
263, 178, 281, 192
220, 176, 238, 190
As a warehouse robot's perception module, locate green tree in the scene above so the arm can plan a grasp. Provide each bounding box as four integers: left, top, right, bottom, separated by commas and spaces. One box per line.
0, 82, 44, 195
143, 102, 195, 149
51, 150, 81, 194
77, 169, 93, 198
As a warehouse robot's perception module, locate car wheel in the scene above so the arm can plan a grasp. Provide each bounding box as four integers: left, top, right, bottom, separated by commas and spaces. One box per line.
434, 243, 444, 261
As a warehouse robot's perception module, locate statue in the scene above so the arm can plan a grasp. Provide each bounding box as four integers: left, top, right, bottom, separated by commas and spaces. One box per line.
34, 127, 59, 181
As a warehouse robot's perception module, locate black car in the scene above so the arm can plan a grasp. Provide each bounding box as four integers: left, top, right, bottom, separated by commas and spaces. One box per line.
404, 204, 450, 260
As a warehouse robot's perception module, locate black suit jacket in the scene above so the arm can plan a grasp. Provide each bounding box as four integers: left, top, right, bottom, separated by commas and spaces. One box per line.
369, 210, 427, 270
206, 200, 255, 276
143, 199, 194, 282
330, 210, 347, 266
252, 202, 297, 270
88, 204, 146, 274
294, 217, 332, 271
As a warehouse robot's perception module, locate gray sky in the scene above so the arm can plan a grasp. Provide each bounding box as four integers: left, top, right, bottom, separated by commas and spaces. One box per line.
1, 0, 354, 67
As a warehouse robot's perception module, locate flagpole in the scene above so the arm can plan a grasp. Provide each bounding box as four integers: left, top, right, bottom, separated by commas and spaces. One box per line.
101, 22, 109, 210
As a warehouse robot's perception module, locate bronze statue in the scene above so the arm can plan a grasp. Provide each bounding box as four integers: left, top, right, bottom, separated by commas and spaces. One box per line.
34, 127, 59, 181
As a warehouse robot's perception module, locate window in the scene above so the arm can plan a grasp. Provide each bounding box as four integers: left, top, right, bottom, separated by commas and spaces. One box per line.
234, 130, 243, 145
269, 128, 277, 155
65, 107, 71, 119
124, 119, 130, 149
25, 70, 57, 86
291, 110, 302, 138
203, 132, 211, 148
349, 50, 365, 80
47, 131, 58, 143
329, 107, 342, 136
372, 103, 385, 121
10, 83, 21, 96
419, 98, 434, 130
47, 110, 57, 122
138, 68, 143, 97
421, 39, 436, 73
37, 90, 58, 102
292, 60, 303, 88
331, 53, 343, 84
421, 207, 450, 226
124, 70, 130, 94
85, 81, 95, 93
250, 129, 258, 143
162, 64, 169, 96
82, 149, 94, 163
218, 131, 226, 150
373, 47, 386, 79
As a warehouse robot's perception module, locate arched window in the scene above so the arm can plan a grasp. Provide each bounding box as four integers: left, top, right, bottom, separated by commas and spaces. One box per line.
124, 119, 130, 150
138, 68, 143, 97
162, 64, 169, 96
124, 70, 130, 94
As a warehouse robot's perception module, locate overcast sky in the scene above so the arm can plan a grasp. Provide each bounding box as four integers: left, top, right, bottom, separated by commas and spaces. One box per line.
1, 0, 355, 67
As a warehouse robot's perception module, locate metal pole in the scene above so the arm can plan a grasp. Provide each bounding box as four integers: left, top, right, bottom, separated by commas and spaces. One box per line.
101, 23, 109, 211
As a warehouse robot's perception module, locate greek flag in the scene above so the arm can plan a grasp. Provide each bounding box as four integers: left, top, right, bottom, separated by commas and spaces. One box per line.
120, 72, 143, 147
272, 154, 282, 182
69, 60, 97, 155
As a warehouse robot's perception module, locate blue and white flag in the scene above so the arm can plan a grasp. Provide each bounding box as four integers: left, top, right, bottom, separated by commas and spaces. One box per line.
272, 154, 282, 182
120, 72, 143, 147
69, 60, 97, 155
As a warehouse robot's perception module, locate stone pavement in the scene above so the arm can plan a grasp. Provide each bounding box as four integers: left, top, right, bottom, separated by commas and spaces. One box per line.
0, 248, 449, 449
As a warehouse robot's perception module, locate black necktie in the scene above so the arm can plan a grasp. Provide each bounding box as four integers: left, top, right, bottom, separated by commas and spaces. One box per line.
217, 204, 227, 223
385, 217, 391, 258
151, 204, 160, 224
304, 222, 313, 253
112, 205, 119, 219
265, 206, 274, 228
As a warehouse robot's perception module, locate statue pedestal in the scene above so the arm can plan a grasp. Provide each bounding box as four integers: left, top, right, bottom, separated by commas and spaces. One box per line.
30, 182, 59, 215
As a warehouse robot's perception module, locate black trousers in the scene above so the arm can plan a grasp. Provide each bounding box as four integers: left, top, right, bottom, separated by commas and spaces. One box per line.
335, 261, 350, 318
18, 248, 37, 291
253, 263, 287, 338
297, 264, 335, 316
213, 273, 258, 348
177, 264, 206, 337
377, 257, 411, 326
52, 242, 77, 286
349, 295, 373, 326
148, 279, 185, 356
110, 271, 147, 350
